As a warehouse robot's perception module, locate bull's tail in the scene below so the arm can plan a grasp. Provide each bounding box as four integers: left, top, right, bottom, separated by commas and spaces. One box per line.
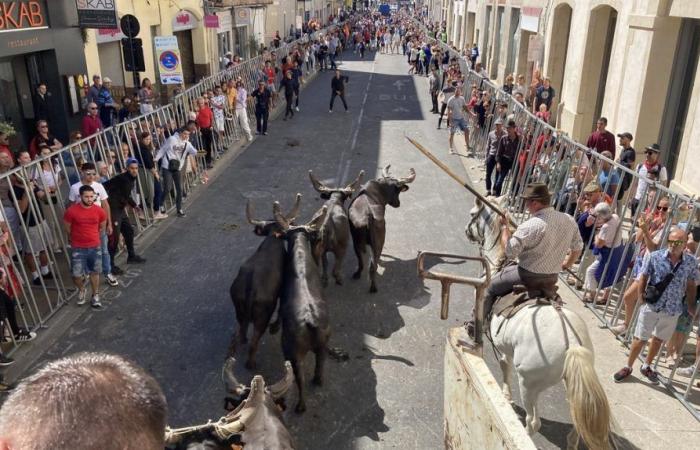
562, 346, 615, 450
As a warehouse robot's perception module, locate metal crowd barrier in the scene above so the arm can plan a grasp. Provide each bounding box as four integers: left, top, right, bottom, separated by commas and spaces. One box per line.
0, 22, 344, 359
411, 18, 700, 419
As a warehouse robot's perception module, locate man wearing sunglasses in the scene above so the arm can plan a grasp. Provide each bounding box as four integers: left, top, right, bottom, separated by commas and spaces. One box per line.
629, 143, 668, 216
614, 227, 698, 384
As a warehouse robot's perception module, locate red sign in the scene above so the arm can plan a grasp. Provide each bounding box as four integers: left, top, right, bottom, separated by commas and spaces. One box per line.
0, 0, 47, 32
204, 14, 219, 28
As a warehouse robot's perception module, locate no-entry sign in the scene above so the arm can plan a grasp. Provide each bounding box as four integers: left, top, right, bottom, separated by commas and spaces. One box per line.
154, 36, 183, 85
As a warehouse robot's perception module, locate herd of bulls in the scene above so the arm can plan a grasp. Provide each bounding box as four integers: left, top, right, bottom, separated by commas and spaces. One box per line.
187, 165, 417, 449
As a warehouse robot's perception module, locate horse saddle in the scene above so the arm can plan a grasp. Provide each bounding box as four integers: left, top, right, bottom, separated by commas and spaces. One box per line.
492, 285, 561, 319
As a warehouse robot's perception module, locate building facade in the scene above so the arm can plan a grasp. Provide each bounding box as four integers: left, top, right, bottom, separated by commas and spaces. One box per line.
442, 0, 700, 194
0, 0, 89, 147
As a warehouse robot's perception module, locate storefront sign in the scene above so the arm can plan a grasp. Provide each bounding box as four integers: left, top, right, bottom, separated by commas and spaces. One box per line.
0, 0, 48, 33
154, 36, 183, 84
521, 7, 542, 33
204, 14, 218, 28
75, 0, 117, 29
172, 10, 198, 32
234, 8, 250, 27
216, 11, 232, 34
95, 27, 125, 43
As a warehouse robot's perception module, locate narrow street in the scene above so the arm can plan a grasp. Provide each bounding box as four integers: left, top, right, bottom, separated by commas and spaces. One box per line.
22, 50, 574, 449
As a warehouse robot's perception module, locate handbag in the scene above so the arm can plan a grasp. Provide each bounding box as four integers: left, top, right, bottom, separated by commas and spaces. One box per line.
644, 258, 683, 305
165, 153, 181, 172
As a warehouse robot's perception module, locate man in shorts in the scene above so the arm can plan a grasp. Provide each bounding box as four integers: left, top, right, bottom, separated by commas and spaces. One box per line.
64, 185, 107, 309
613, 227, 698, 384
446, 86, 469, 155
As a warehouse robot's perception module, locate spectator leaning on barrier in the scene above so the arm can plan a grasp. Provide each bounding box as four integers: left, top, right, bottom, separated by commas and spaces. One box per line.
614, 227, 698, 384
629, 143, 668, 216
493, 120, 520, 197
0, 352, 168, 449
485, 118, 506, 195
104, 158, 146, 276
68, 163, 118, 289
195, 97, 214, 170
28, 120, 62, 160
155, 126, 197, 218
64, 185, 107, 309
13, 150, 54, 287
134, 132, 166, 220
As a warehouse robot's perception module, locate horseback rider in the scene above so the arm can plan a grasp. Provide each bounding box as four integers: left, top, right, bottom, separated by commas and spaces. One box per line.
467, 182, 583, 338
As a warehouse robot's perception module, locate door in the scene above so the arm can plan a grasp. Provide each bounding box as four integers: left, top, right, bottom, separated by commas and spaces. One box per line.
0, 59, 26, 148
175, 30, 196, 84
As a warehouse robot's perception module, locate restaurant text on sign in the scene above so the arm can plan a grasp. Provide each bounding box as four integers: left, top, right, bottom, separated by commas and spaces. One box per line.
0, 0, 47, 32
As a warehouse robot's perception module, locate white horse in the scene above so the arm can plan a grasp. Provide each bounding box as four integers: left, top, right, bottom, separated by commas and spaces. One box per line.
466, 197, 615, 450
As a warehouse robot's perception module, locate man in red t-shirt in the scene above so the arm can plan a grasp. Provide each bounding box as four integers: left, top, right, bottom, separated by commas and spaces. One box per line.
195, 97, 214, 168
64, 185, 107, 309
586, 117, 616, 158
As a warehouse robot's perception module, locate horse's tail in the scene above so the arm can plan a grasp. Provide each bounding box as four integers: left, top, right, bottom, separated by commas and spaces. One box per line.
562, 346, 613, 450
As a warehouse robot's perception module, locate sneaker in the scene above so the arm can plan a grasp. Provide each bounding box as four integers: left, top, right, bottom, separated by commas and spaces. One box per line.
0, 355, 14, 367
127, 255, 146, 264
76, 287, 87, 305
611, 324, 627, 335
295, 106, 300, 112
263, 132, 268, 136
91, 295, 103, 309
14, 329, 36, 342
153, 211, 168, 220
613, 366, 632, 383
676, 365, 698, 378
640, 366, 660, 384
177, 210, 186, 217
42, 271, 54, 280
111, 265, 124, 276
329, 109, 333, 113
106, 273, 119, 287
32, 277, 42, 286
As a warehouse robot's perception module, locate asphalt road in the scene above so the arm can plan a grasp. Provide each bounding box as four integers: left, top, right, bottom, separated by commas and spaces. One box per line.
18, 50, 578, 449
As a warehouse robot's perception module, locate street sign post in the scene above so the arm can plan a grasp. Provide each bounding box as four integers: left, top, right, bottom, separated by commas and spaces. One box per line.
154, 36, 184, 86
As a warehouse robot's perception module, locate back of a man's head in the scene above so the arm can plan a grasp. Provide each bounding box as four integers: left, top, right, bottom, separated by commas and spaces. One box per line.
0, 352, 167, 450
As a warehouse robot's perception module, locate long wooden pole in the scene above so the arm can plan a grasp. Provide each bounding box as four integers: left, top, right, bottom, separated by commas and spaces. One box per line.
404, 135, 518, 228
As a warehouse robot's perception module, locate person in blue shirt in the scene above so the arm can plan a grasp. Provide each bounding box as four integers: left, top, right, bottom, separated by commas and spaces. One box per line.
613, 227, 698, 384
597, 151, 620, 198
97, 77, 117, 128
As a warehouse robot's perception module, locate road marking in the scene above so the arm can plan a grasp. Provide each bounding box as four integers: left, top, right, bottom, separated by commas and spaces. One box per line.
393, 80, 406, 90
335, 59, 375, 184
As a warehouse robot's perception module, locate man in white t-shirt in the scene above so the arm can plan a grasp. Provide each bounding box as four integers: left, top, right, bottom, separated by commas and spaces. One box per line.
68, 162, 118, 287
630, 143, 668, 215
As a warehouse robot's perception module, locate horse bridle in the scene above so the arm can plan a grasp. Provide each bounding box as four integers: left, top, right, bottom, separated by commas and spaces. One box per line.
466, 202, 503, 264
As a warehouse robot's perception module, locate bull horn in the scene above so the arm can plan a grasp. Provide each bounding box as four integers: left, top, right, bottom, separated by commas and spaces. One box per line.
381, 164, 392, 178
309, 171, 331, 193
246, 200, 266, 226
344, 170, 365, 193
306, 205, 328, 230
267, 361, 294, 400
399, 168, 416, 184
221, 357, 246, 397
273, 201, 290, 230
245, 375, 267, 408
285, 193, 302, 223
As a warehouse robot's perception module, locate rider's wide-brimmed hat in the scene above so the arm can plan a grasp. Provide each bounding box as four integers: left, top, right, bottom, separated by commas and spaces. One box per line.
520, 182, 551, 203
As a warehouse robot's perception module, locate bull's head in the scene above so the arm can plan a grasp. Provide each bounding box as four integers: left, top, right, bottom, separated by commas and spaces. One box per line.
246, 193, 302, 237
376, 165, 416, 208
222, 357, 294, 412
309, 170, 365, 200
272, 202, 328, 238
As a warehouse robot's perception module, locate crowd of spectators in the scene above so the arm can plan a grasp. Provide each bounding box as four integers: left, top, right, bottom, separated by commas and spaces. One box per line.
415, 13, 700, 390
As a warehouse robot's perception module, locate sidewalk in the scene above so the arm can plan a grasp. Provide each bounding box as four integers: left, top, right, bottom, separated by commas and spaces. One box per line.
450, 137, 700, 449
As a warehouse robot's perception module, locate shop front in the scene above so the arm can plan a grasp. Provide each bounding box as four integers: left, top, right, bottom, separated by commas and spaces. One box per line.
0, 0, 88, 147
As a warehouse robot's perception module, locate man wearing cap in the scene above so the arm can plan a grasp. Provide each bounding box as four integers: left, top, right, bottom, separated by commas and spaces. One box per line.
485, 118, 505, 195
586, 117, 616, 157
629, 143, 668, 215
103, 158, 146, 275
616, 132, 636, 209
467, 182, 583, 338
493, 119, 520, 196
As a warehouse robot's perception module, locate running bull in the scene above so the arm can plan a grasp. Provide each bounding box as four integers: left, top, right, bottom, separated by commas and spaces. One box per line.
308, 169, 364, 287
273, 202, 330, 413
349, 165, 416, 293
228, 194, 301, 370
